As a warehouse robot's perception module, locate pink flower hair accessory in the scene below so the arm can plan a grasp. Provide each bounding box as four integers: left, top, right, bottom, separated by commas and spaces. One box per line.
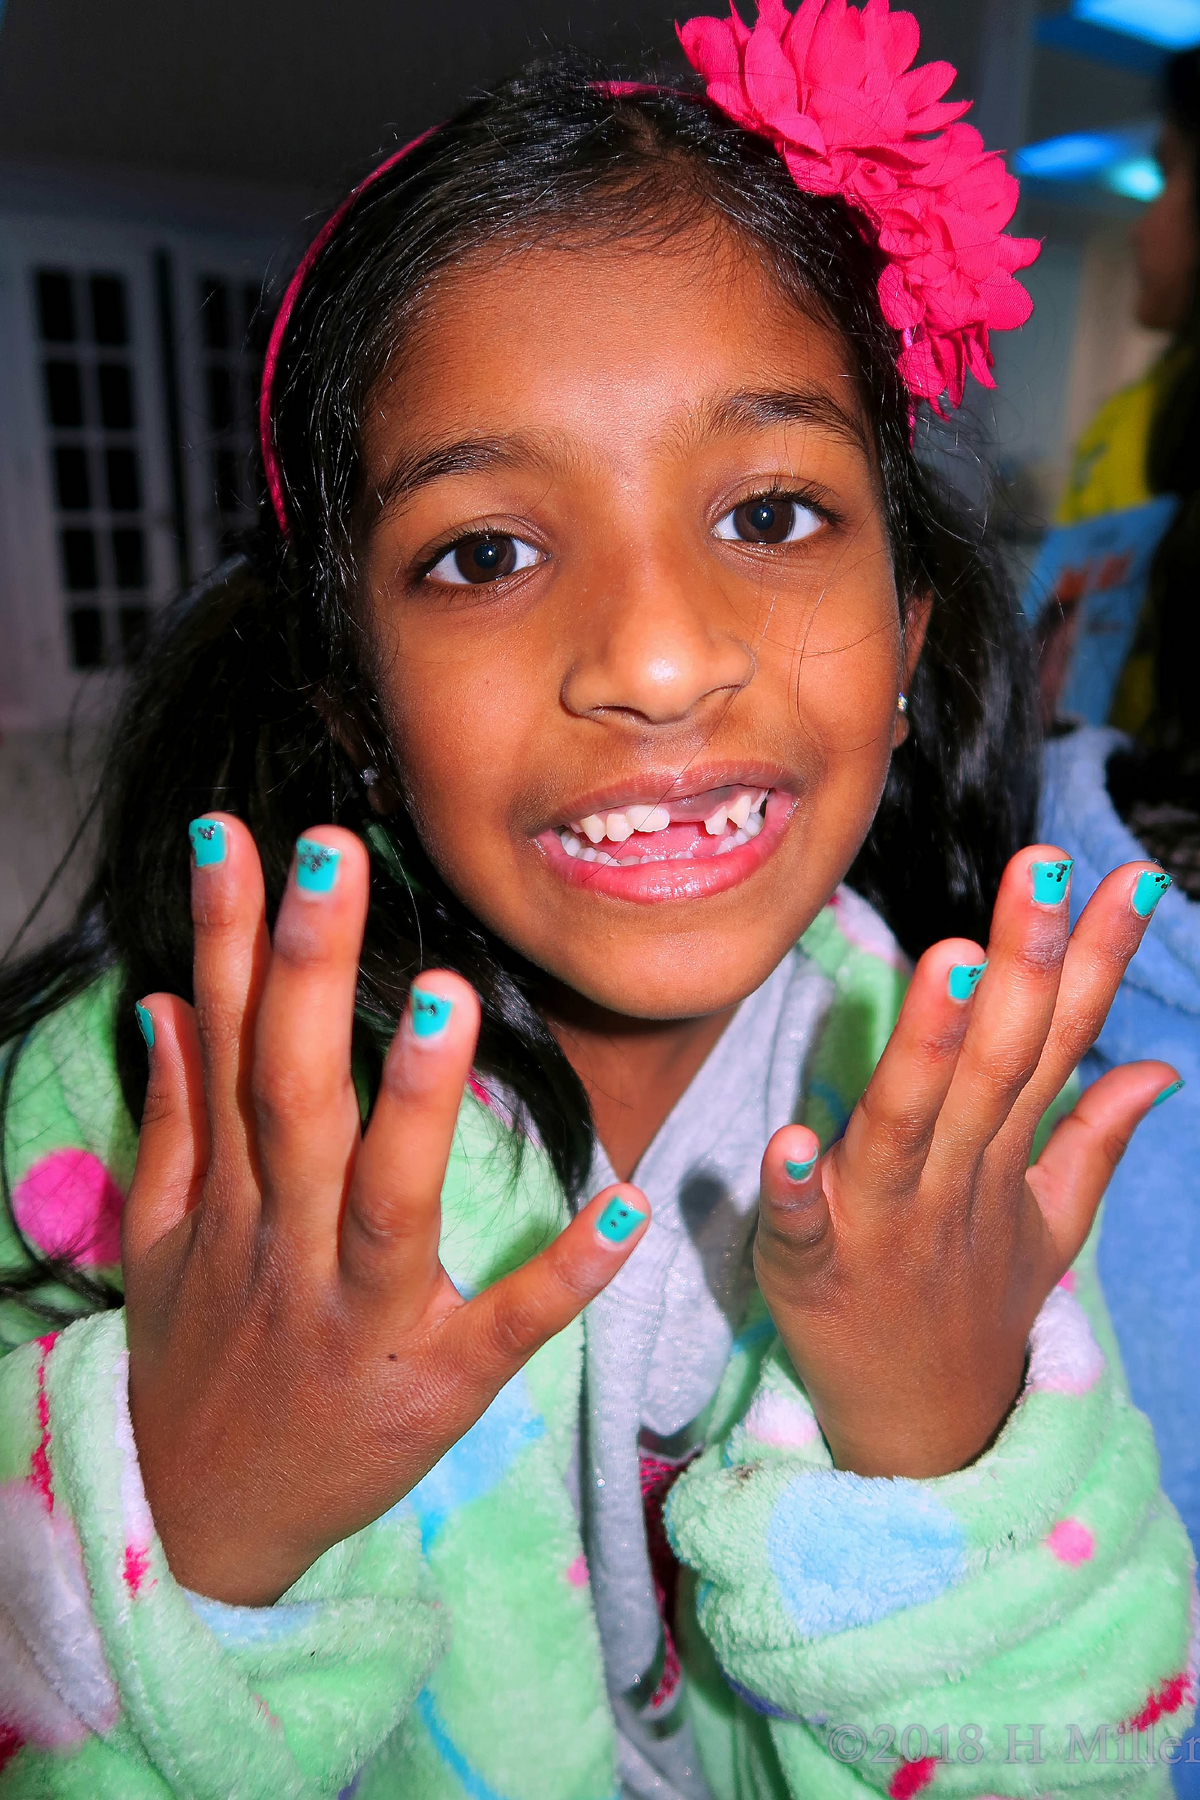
678, 0, 1040, 412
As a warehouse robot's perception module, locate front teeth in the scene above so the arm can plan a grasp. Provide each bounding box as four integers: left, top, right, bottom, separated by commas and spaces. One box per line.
560, 790, 768, 860
628, 804, 670, 833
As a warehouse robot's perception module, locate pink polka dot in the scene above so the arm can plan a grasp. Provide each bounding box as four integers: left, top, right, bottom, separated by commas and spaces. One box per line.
12, 1150, 123, 1267
566, 1553, 589, 1588
889, 1756, 937, 1799
122, 1543, 151, 1598
1057, 1269, 1077, 1294
743, 1391, 821, 1449
1027, 1287, 1105, 1396
1046, 1517, 1094, 1566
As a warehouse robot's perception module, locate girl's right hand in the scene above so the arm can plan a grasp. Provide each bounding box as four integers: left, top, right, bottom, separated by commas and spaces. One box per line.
123, 816, 649, 1606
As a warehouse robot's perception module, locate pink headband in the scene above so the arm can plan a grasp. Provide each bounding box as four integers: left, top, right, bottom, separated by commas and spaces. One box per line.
260, 0, 1037, 538
259, 127, 436, 536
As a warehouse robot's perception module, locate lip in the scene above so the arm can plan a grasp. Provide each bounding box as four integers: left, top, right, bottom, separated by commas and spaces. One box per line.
536, 786, 796, 904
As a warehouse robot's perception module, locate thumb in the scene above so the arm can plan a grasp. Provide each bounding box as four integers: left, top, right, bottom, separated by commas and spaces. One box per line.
1026, 1060, 1182, 1268
757, 1124, 831, 1266
450, 1183, 651, 1396
121, 994, 209, 1266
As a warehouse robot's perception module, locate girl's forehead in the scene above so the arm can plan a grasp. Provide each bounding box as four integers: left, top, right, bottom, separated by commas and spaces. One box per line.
366, 236, 866, 466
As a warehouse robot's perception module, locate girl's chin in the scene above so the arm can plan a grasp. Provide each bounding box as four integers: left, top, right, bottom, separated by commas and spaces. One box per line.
534, 791, 793, 905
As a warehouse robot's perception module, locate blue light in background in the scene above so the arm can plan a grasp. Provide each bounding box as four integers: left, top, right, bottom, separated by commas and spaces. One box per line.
1072, 0, 1200, 48
1105, 157, 1167, 199
1013, 120, 1162, 199
1015, 133, 1122, 179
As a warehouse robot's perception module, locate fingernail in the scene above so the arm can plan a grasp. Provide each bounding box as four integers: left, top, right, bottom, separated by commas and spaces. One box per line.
295, 837, 340, 894
1031, 858, 1073, 907
596, 1194, 648, 1244
410, 985, 454, 1038
785, 1155, 818, 1182
188, 818, 227, 867
1152, 1078, 1184, 1108
1132, 869, 1172, 918
134, 1002, 154, 1049
948, 961, 987, 1002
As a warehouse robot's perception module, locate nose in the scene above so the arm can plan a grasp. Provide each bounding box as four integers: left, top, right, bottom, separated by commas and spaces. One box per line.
560, 556, 756, 727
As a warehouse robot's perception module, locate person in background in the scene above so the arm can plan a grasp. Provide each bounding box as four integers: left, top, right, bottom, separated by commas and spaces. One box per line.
1039, 56, 1200, 1797
1056, 48, 1200, 874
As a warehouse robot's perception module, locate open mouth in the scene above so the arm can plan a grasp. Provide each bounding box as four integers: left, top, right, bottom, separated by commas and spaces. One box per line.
557, 786, 769, 865
537, 781, 790, 904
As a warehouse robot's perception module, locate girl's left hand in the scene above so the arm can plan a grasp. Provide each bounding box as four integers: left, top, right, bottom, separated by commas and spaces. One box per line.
755, 847, 1178, 1479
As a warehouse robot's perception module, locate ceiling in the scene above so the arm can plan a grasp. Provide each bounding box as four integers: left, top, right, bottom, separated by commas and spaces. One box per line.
0, 0, 1014, 197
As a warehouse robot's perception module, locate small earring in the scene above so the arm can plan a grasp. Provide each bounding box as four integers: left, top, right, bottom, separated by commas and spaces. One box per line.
896, 693, 908, 714
361, 765, 380, 788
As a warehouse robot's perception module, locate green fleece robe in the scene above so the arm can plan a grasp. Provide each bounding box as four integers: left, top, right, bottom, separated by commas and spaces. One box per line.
0, 896, 1194, 1799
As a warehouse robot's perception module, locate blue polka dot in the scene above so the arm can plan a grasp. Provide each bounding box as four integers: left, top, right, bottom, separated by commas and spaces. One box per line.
768, 1470, 966, 1636
386, 1371, 544, 1550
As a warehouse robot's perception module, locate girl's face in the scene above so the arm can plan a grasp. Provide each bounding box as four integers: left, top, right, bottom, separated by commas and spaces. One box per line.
359, 230, 923, 1021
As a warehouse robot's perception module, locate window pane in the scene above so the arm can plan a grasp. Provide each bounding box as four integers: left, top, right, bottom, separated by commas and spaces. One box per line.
37, 270, 75, 343
200, 278, 230, 351
61, 528, 98, 590
44, 360, 84, 428
105, 446, 140, 511
89, 274, 129, 346
111, 526, 146, 588
53, 445, 91, 510
97, 363, 135, 430
118, 605, 150, 662
68, 606, 104, 668
206, 365, 234, 433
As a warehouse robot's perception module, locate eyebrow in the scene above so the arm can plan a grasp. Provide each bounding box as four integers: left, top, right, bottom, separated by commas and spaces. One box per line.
369, 437, 542, 522
694, 388, 870, 459
368, 384, 869, 521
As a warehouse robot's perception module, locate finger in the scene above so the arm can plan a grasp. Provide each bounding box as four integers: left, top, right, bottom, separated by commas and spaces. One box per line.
1026, 1060, 1181, 1267
992, 862, 1172, 1157
341, 972, 481, 1307
757, 1124, 831, 1261
448, 1184, 651, 1391
121, 994, 208, 1266
936, 846, 1076, 1155
187, 812, 270, 1202
251, 828, 371, 1257
835, 938, 988, 1200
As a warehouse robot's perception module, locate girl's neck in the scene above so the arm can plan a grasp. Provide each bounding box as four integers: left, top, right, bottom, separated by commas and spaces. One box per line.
544, 987, 739, 1181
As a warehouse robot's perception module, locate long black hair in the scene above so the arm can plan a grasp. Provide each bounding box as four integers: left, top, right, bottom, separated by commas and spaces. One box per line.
0, 58, 1038, 1319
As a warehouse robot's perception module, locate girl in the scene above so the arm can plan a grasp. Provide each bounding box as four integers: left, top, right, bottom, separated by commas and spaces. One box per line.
0, 7, 1194, 1796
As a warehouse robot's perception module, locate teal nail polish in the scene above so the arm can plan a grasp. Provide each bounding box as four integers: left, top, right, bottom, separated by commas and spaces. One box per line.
596, 1195, 647, 1244
134, 1003, 154, 1049
188, 818, 227, 867
295, 837, 340, 894
1133, 869, 1172, 918
948, 961, 987, 1002
785, 1155, 818, 1182
410, 986, 453, 1039
1152, 1078, 1185, 1108
1031, 858, 1073, 906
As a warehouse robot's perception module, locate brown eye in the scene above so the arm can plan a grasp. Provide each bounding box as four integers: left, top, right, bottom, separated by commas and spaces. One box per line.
427, 533, 539, 587
714, 497, 822, 547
